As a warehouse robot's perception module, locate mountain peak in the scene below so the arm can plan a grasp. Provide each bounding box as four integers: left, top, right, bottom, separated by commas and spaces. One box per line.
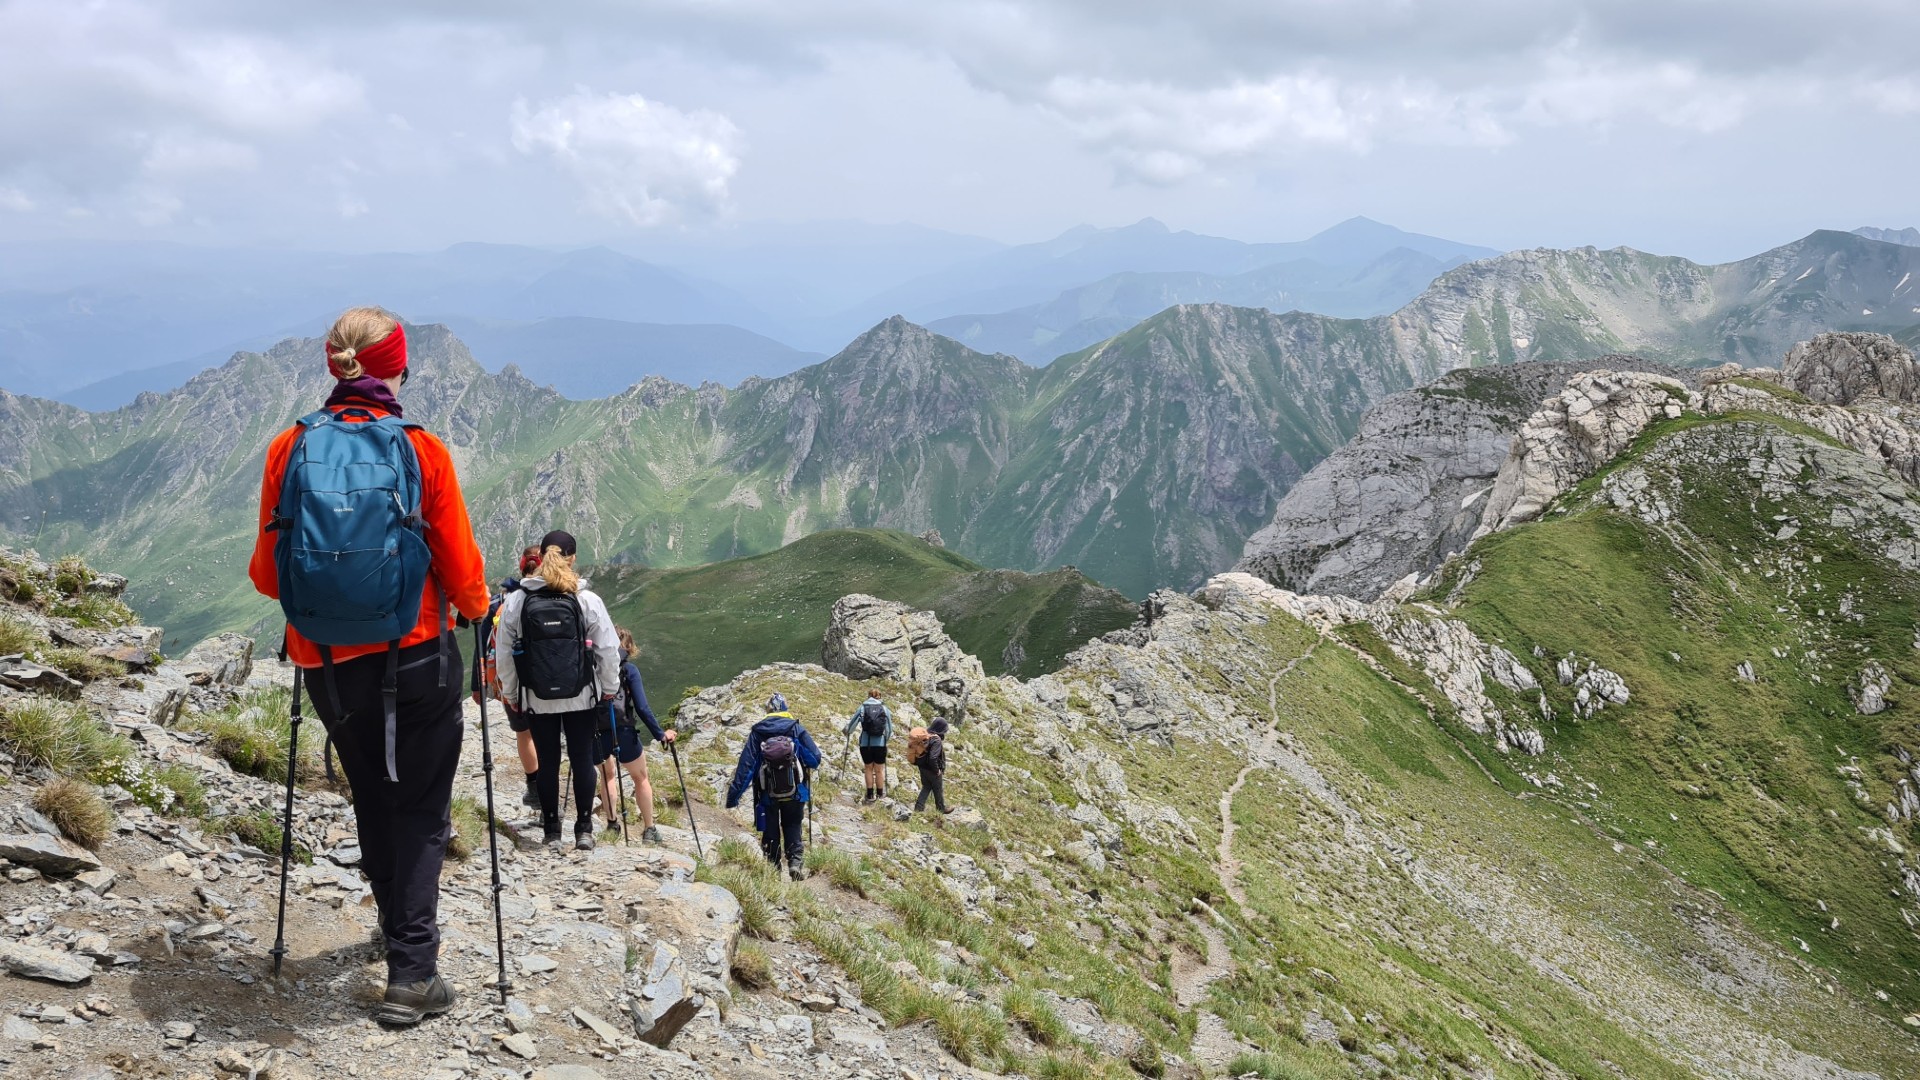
1853, 225, 1920, 248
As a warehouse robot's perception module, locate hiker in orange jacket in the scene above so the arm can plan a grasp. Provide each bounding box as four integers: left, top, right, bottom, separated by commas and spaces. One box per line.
249, 307, 488, 1026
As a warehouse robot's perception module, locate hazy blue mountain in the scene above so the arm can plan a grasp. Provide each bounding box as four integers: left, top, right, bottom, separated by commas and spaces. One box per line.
626, 220, 1006, 339
843, 216, 1498, 329
929, 246, 1470, 363
0, 242, 775, 398
1855, 225, 1920, 247
438, 315, 823, 397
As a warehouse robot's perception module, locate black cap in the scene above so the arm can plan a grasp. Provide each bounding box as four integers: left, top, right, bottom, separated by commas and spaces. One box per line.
539, 530, 576, 557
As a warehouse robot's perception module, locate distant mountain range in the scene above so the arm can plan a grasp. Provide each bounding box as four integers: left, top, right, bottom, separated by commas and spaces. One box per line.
848, 216, 1496, 330
1, 216, 1491, 405
3, 227, 1917, 647
435, 316, 823, 399
1854, 225, 1920, 247
928, 244, 1474, 364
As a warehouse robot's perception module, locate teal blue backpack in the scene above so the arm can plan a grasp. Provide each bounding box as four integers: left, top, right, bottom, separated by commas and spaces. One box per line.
268, 406, 439, 781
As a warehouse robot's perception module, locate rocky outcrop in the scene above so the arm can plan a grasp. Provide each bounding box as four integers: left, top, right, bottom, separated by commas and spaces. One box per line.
1782, 332, 1919, 406
1853, 661, 1893, 716
1237, 360, 1692, 600
819, 595, 986, 720
1477, 371, 1696, 535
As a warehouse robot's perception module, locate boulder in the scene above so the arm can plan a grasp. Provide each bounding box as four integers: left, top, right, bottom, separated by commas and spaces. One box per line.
820, 595, 986, 720
820, 595, 916, 680
178, 633, 254, 687
0, 657, 84, 699
628, 941, 702, 1048
0, 940, 95, 984
1783, 332, 1919, 406
1853, 661, 1893, 716
0, 832, 103, 875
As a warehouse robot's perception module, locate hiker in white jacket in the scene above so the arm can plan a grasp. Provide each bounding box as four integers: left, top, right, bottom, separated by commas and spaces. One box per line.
495, 529, 621, 851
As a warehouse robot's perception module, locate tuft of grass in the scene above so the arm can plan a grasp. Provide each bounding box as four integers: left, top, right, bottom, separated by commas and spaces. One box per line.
32, 776, 113, 849
698, 846, 783, 939
183, 688, 321, 785
0, 697, 132, 777
1003, 984, 1072, 1048
152, 763, 208, 818
447, 795, 486, 860
50, 555, 91, 597
34, 647, 126, 684
49, 592, 136, 629
805, 846, 870, 896
213, 808, 311, 863
1228, 1052, 1341, 1080
0, 615, 39, 655
731, 938, 775, 990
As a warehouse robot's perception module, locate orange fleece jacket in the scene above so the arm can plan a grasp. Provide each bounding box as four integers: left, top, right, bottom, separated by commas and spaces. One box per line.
248, 407, 490, 667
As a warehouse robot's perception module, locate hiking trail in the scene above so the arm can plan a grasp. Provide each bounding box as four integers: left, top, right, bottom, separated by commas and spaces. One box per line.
1172, 637, 1319, 1019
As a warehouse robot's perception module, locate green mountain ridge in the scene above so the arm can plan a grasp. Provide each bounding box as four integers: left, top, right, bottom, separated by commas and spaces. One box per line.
597, 528, 1138, 690
4, 229, 1919, 649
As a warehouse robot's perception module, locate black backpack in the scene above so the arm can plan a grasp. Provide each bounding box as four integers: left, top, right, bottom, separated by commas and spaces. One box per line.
760, 734, 801, 802
860, 699, 888, 739
516, 588, 593, 700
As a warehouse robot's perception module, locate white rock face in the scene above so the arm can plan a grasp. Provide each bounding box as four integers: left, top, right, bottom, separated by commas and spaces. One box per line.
1852, 661, 1893, 716
1781, 331, 1919, 406
1370, 608, 1550, 754
1237, 361, 1689, 600
819, 594, 987, 720
1478, 371, 1698, 535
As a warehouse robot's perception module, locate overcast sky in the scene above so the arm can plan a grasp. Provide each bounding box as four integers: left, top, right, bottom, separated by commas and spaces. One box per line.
2, 0, 1916, 262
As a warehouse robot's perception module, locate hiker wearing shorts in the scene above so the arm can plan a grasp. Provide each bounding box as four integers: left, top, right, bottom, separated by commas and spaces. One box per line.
725, 694, 822, 880
249, 307, 489, 1026
594, 627, 677, 842
844, 688, 891, 803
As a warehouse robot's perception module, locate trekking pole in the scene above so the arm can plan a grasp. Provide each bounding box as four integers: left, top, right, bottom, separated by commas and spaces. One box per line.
269, 666, 304, 980
666, 739, 703, 862
806, 769, 816, 851
473, 623, 514, 1006
608, 702, 630, 847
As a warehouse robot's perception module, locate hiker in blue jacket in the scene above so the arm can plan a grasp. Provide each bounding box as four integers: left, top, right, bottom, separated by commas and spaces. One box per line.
725, 693, 822, 880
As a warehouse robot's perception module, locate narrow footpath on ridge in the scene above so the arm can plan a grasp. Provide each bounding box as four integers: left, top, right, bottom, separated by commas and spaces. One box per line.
1173, 637, 1321, 1067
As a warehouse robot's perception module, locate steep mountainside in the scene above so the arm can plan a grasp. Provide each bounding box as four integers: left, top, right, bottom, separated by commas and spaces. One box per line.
1387, 229, 1920, 368
596, 529, 1137, 687
929, 247, 1469, 364
1238, 358, 1695, 598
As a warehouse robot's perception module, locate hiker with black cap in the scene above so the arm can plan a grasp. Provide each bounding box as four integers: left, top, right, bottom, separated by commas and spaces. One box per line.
494, 529, 622, 852
248, 306, 489, 1026
844, 688, 892, 803
725, 693, 822, 880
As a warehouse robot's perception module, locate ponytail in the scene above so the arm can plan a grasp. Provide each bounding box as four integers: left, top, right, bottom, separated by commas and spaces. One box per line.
535, 545, 579, 594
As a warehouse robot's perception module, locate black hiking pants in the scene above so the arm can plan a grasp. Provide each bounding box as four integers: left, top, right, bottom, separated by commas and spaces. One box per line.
761, 798, 804, 867
915, 764, 949, 813
307, 633, 463, 985
531, 706, 601, 828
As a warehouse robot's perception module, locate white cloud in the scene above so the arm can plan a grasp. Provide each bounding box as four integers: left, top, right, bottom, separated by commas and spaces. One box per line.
510, 89, 742, 226
0, 186, 32, 212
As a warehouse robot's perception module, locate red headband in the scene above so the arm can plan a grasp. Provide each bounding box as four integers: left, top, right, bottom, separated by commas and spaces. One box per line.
328, 322, 408, 381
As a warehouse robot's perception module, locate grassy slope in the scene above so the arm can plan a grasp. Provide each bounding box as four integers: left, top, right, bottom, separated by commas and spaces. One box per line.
1421, 414, 1920, 1019
595, 529, 1137, 692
